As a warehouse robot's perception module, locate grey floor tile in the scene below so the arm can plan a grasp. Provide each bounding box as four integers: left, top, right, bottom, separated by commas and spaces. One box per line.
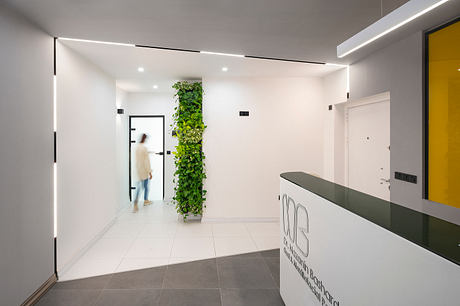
221, 289, 285, 306
106, 266, 166, 289
36, 289, 101, 306
158, 289, 221, 306
264, 257, 280, 287
217, 257, 277, 289
54, 274, 112, 289
164, 258, 218, 289
95, 289, 161, 306
219, 251, 262, 260
259, 249, 280, 258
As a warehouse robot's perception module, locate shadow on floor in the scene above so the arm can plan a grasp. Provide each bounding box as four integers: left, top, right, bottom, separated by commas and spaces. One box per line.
37, 249, 284, 306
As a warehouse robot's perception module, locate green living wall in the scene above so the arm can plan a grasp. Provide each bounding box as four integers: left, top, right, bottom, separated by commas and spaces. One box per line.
172, 81, 206, 219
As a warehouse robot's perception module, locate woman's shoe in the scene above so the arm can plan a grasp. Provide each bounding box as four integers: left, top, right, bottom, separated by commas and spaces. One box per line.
133, 202, 139, 213
144, 200, 153, 206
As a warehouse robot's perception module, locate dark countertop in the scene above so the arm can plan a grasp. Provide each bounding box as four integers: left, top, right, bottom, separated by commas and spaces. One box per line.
281, 172, 460, 266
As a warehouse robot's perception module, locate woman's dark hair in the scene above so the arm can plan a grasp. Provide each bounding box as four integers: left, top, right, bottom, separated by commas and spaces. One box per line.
140, 133, 147, 143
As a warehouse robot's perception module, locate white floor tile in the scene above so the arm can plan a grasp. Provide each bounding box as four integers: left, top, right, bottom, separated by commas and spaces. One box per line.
214, 236, 258, 257
115, 257, 169, 272
175, 223, 213, 237
245, 222, 280, 236
252, 235, 280, 251
138, 223, 178, 238
212, 223, 250, 237
59, 200, 281, 281
124, 237, 173, 258
59, 258, 120, 281
171, 237, 215, 258
103, 222, 144, 238
82, 238, 133, 261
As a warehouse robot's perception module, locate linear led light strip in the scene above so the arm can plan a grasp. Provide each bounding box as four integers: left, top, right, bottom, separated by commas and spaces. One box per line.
56, 37, 349, 95
337, 0, 450, 58
57, 37, 323, 64
326, 63, 350, 96
199, 51, 245, 58
58, 37, 135, 47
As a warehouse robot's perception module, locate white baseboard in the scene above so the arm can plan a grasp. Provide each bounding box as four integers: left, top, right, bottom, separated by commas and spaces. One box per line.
57, 211, 121, 278
201, 217, 279, 223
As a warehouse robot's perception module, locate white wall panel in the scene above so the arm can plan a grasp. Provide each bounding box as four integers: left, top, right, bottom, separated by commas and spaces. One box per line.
202, 77, 325, 221
0, 4, 54, 305
57, 42, 118, 272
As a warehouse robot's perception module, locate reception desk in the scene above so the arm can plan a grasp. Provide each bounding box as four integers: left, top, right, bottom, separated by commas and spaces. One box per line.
280, 172, 460, 306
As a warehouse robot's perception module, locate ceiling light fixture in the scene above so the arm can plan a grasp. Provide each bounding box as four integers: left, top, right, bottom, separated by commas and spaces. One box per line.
137, 67, 145, 72
222, 67, 229, 72
58, 37, 135, 47
153, 85, 158, 89
337, 0, 450, 58
200, 51, 245, 58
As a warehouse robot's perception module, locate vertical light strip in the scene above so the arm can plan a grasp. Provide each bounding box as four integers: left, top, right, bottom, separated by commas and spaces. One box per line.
53, 164, 57, 237
53, 75, 57, 238
325, 63, 350, 99
346, 65, 350, 96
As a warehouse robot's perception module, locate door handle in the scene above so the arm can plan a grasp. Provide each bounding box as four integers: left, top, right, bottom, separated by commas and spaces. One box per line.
155, 152, 164, 155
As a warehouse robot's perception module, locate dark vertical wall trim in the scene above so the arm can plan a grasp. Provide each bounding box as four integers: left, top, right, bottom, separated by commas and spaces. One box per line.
162, 116, 165, 200
54, 131, 57, 163
128, 117, 132, 201
53, 37, 57, 76
54, 238, 57, 276
423, 31, 429, 200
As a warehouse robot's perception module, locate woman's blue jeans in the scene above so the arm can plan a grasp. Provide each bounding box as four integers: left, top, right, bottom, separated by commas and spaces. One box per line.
134, 179, 149, 202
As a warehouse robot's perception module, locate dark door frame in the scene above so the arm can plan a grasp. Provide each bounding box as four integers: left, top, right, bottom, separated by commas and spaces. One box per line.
129, 115, 165, 202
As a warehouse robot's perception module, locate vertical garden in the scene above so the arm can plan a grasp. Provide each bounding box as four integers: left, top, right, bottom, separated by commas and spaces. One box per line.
172, 81, 206, 219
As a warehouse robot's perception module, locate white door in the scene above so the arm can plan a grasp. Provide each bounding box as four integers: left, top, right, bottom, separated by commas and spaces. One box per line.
347, 100, 390, 201
130, 116, 164, 201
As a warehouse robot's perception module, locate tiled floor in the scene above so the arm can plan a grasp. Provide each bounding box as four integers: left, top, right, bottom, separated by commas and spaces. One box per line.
59, 201, 280, 281
38, 250, 284, 306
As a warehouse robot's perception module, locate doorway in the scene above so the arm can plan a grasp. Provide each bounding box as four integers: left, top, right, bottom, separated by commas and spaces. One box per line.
346, 95, 390, 201
129, 116, 165, 201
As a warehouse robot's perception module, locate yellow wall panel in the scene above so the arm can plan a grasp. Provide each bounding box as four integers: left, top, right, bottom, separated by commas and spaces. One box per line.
428, 20, 460, 209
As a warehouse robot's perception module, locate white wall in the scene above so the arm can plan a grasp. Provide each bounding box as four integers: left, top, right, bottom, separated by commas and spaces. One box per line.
321, 69, 348, 182
116, 88, 130, 208
0, 4, 54, 305
127, 92, 177, 201
202, 77, 325, 221
57, 42, 119, 272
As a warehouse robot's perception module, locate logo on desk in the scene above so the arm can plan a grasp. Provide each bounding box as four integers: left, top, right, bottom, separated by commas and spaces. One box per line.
282, 194, 309, 257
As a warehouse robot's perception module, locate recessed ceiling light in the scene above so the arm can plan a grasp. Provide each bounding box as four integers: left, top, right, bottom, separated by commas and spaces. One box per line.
458, 68, 460, 71
153, 85, 158, 89
137, 67, 144, 72
222, 67, 228, 72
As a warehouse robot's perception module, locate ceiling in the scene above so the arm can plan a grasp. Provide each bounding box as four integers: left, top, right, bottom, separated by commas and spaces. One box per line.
5, 0, 459, 64
60, 39, 344, 93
